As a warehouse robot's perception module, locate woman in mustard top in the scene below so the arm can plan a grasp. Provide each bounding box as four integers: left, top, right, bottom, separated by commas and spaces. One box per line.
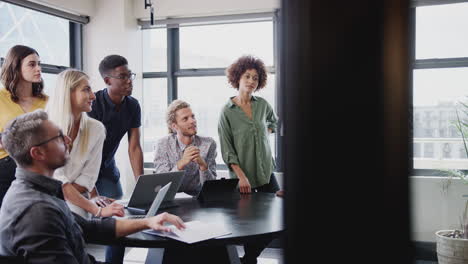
0, 45, 48, 208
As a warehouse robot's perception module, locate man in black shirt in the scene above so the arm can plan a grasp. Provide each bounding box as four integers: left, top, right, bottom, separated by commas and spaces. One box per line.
88, 54, 144, 200
88, 54, 145, 264
0, 110, 185, 263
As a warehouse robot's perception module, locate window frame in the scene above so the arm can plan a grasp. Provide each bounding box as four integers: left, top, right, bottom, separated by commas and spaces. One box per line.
0, 1, 85, 71
139, 12, 282, 171
411, 0, 468, 175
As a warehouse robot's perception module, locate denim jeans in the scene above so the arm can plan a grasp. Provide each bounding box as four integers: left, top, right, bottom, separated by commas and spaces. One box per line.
0, 156, 17, 208
105, 245, 125, 264
95, 165, 123, 200
96, 165, 124, 263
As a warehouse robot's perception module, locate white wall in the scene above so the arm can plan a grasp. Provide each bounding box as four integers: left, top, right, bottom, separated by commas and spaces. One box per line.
411, 176, 468, 242
132, 0, 280, 19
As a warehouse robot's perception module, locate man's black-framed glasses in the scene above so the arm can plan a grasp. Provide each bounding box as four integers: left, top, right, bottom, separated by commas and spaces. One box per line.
106, 72, 136, 81
34, 130, 65, 147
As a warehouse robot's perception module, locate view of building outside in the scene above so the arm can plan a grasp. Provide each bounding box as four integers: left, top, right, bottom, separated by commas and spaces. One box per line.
413, 3, 468, 170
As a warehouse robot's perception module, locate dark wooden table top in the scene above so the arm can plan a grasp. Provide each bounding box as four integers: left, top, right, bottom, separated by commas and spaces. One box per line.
112, 192, 284, 248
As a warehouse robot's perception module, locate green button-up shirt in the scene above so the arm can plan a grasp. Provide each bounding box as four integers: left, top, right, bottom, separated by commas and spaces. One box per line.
218, 96, 278, 188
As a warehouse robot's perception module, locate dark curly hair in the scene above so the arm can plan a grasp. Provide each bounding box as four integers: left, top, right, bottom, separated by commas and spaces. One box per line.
0, 45, 45, 102
225, 55, 267, 91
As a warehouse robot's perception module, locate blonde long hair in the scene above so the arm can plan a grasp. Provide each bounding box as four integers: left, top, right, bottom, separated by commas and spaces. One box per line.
46, 69, 90, 155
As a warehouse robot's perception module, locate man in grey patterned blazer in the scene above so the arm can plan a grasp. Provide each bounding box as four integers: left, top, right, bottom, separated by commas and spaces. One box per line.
153, 100, 217, 196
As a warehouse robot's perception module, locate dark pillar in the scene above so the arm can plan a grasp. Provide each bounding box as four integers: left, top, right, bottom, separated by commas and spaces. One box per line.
280, 0, 411, 263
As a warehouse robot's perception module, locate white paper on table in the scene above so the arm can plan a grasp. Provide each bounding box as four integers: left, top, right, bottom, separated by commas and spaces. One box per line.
143, 220, 231, 244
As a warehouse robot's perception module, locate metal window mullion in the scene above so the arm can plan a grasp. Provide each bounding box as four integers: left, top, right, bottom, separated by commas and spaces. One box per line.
167, 27, 179, 104
411, 0, 468, 7
414, 58, 468, 69
175, 68, 226, 77
138, 12, 275, 29
410, 7, 416, 172
69, 22, 83, 70
41, 63, 68, 74
143, 72, 168, 78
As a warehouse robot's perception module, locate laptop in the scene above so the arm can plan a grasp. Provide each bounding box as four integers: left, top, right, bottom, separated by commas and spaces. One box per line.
125, 182, 171, 219
197, 178, 240, 202
120, 171, 185, 212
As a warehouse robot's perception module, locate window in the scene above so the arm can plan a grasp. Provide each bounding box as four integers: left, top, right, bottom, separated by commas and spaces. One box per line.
140, 14, 279, 169
412, 2, 468, 171
142, 28, 167, 72
179, 21, 274, 69
141, 78, 168, 162
0, 1, 83, 90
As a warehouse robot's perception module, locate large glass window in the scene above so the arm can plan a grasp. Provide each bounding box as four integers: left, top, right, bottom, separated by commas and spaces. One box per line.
141, 17, 279, 169
142, 28, 167, 72
178, 76, 237, 164
0, 2, 70, 66
179, 21, 274, 69
415, 3, 468, 59
413, 2, 468, 170
0, 1, 81, 98
41, 73, 58, 95
142, 78, 168, 162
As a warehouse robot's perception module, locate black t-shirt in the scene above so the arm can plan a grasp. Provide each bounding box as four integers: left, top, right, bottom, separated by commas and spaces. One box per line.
88, 88, 141, 181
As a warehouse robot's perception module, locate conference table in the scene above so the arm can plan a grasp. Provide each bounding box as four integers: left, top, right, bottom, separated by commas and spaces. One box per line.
101, 192, 284, 264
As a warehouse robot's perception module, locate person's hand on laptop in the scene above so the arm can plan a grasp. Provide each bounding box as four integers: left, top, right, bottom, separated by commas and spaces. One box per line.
92, 196, 114, 207
100, 202, 125, 217
146, 212, 185, 232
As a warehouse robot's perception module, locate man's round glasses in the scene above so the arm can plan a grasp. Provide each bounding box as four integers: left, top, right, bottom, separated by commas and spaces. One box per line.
106, 72, 136, 81
34, 130, 65, 147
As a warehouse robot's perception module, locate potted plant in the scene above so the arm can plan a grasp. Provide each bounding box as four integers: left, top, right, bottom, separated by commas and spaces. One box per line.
436, 102, 468, 264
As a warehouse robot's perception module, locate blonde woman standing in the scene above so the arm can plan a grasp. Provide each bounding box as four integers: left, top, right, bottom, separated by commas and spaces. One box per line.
0, 45, 48, 208
46, 69, 124, 218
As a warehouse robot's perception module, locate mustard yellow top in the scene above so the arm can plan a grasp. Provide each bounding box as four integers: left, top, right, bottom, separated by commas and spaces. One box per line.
0, 87, 48, 159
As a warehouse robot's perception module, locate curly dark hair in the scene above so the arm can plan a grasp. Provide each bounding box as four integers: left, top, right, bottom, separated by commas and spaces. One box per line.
0, 45, 45, 102
225, 55, 267, 91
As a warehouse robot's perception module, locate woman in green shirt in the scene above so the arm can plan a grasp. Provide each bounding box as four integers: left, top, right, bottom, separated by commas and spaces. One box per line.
219, 55, 280, 264
218, 55, 280, 194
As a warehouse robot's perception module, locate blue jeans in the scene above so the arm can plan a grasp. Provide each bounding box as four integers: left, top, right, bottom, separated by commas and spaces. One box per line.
105, 246, 125, 264
95, 165, 123, 199
96, 165, 125, 263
